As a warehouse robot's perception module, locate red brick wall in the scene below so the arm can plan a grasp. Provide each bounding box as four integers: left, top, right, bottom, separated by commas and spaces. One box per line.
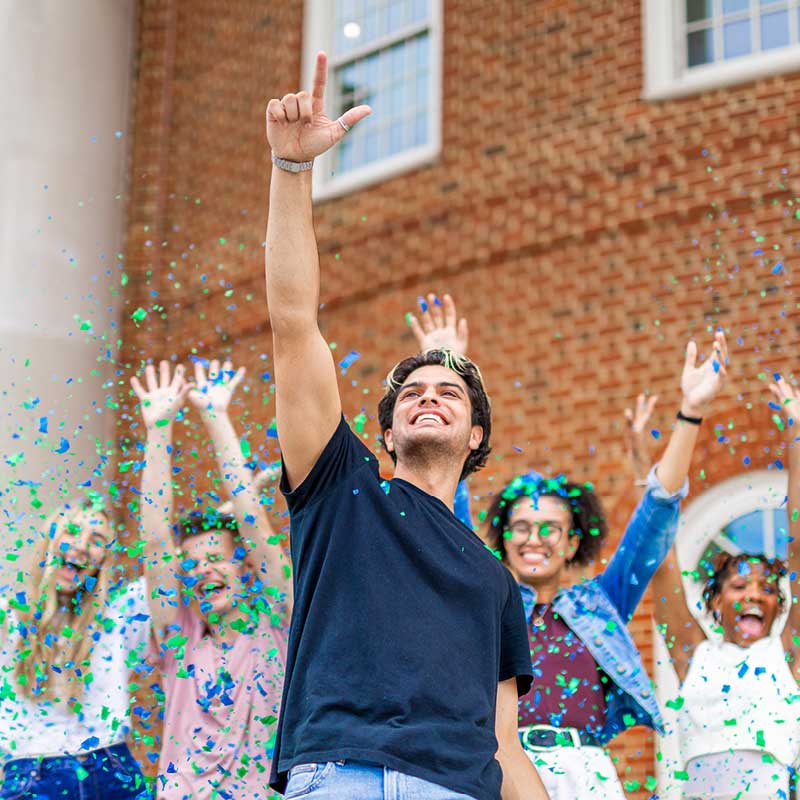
118, 1, 800, 795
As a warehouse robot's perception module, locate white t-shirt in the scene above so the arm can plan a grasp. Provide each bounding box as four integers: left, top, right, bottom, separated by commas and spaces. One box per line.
678, 636, 800, 768
0, 577, 150, 760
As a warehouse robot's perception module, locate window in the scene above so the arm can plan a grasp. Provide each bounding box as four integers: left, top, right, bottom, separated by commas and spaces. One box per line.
643, 0, 800, 100
651, 470, 790, 799
302, 0, 442, 199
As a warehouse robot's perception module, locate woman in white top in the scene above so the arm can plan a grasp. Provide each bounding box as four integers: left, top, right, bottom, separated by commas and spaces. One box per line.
651, 376, 800, 800
0, 497, 151, 799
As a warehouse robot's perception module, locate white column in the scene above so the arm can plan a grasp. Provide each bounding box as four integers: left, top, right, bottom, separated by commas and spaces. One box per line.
0, 1, 136, 588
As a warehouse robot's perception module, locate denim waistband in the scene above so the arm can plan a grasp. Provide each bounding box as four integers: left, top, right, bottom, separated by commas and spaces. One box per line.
5, 741, 131, 776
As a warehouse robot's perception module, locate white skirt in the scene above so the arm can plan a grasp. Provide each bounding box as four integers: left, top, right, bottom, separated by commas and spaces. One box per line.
681, 751, 790, 800
524, 745, 626, 800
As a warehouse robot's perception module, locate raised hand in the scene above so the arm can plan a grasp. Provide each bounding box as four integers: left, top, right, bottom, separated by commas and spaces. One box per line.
680, 331, 729, 415
408, 293, 469, 356
770, 376, 800, 426
624, 393, 658, 480
266, 51, 371, 163
130, 361, 189, 431
188, 359, 246, 419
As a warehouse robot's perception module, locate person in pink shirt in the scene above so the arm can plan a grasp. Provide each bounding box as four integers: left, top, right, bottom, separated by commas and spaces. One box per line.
131, 359, 292, 800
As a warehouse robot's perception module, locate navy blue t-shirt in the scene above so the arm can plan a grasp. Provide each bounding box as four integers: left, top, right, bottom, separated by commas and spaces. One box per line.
269, 418, 532, 800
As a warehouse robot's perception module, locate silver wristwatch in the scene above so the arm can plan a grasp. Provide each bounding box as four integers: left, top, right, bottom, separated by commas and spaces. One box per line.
271, 153, 314, 173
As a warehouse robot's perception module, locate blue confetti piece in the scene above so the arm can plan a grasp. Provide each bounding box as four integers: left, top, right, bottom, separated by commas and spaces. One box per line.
38, 417, 48, 434
769, 401, 781, 411
54, 437, 70, 454
738, 662, 749, 678
433, 295, 442, 306
80, 736, 100, 750
15, 591, 26, 606
84, 576, 97, 592
713, 360, 720, 373
743, 456, 751, 466
650, 429, 660, 440
772, 262, 784, 275
338, 350, 361, 372
418, 296, 428, 312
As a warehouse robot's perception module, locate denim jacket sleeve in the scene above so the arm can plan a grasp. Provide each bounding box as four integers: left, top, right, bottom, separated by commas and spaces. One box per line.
453, 480, 473, 530
597, 465, 688, 623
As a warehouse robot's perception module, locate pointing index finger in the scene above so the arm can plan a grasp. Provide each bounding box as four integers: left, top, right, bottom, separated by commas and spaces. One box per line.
311, 51, 328, 114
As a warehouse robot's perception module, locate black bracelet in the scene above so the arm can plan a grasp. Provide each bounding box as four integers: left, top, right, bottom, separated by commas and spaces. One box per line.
677, 410, 703, 425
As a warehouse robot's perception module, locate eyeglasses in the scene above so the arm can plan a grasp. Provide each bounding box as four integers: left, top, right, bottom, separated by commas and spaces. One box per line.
504, 520, 568, 546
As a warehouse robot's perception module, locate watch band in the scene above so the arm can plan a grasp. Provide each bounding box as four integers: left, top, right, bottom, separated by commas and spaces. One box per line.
271, 153, 314, 173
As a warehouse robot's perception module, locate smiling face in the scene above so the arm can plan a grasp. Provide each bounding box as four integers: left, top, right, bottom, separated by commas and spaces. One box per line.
181, 530, 248, 620
711, 558, 782, 647
503, 495, 579, 585
383, 364, 483, 471
51, 509, 114, 596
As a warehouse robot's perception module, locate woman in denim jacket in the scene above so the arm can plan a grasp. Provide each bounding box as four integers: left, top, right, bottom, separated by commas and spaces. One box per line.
409, 294, 729, 798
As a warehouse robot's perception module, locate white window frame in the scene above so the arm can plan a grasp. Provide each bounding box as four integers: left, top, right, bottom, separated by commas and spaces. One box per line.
651, 469, 790, 799
643, 0, 800, 100
302, 0, 443, 201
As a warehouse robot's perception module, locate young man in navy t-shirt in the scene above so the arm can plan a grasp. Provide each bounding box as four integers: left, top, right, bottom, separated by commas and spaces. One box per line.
263, 52, 548, 800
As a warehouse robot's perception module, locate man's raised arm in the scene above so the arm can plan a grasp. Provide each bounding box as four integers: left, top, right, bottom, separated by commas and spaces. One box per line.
264, 52, 370, 490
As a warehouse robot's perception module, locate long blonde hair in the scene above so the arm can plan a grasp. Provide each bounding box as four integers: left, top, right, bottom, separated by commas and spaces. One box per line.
11, 497, 115, 705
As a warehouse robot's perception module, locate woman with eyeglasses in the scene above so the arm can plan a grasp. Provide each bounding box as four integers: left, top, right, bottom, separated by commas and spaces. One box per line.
650, 375, 800, 800
0, 497, 151, 799
408, 293, 729, 798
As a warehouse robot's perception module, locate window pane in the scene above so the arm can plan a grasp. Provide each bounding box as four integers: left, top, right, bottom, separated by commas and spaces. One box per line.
413, 111, 427, 146
686, 0, 713, 22
335, 0, 430, 53
688, 28, 715, 65
723, 0, 750, 13
411, 0, 429, 22
331, 32, 430, 176
723, 18, 752, 58
761, 9, 790, 49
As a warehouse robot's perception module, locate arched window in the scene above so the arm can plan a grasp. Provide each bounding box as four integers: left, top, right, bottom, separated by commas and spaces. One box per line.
652, 469, 789, 799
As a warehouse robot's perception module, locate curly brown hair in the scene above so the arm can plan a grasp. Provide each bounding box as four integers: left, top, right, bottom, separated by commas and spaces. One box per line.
484, 472, 608, 567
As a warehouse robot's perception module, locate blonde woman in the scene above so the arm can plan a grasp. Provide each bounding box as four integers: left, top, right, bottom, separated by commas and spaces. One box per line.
0, 497, 151, 799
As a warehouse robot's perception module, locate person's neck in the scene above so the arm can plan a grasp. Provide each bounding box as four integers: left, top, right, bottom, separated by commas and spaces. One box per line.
202, 605, 251, 645
393, 459, 460, 510
519, 572, 562, 605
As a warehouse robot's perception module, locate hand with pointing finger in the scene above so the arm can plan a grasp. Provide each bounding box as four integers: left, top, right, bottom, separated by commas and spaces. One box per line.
266, 51, 372, 163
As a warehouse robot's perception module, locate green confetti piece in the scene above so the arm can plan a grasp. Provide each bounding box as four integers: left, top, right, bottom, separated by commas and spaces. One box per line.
76, 766, 89, 781
131, 307, 147, 323
724, 718, 737, 726
666, 696, 684, 710
674, 770, 689, 781
240, 437, 251, 459
756, 730, 765, 747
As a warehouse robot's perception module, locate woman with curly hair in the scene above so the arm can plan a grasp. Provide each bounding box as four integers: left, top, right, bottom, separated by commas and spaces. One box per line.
409, 293, 729, 798
652, 375, 800, 800
0, 497, 150, 799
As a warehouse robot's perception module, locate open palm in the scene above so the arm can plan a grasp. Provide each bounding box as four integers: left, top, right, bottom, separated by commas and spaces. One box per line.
188, 359, 245, 418
681, 331, 729, 413
130, 362, 189, 430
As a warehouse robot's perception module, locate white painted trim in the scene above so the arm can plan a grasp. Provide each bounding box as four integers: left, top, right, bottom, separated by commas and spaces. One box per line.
642, 0, 800, 100
302, 0, 443, 200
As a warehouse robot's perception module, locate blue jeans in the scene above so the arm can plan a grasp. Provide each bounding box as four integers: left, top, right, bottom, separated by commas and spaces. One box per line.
284, 762, 475, 799
0, 743, 150, 800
